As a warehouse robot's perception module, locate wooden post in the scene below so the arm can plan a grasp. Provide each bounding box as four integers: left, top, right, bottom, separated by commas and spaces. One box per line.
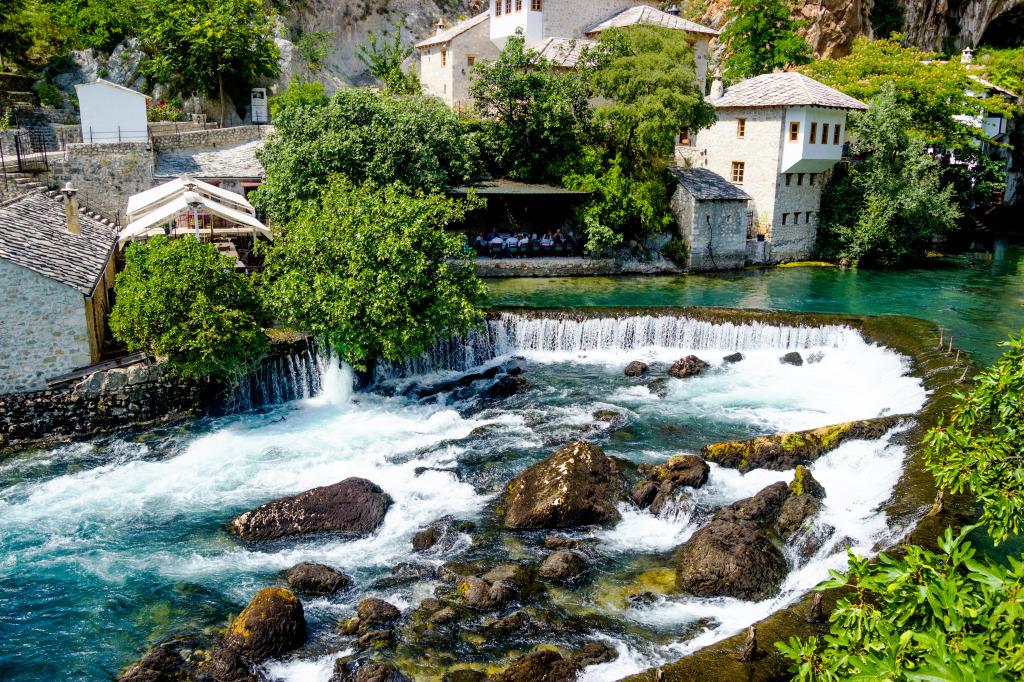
741, 625, 757, 662
806, 592, 823, 623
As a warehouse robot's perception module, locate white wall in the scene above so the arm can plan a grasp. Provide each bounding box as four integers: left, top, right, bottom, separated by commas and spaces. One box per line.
76, 82, 148, 143
490, 0, 543, 46
780, 107, 847, 174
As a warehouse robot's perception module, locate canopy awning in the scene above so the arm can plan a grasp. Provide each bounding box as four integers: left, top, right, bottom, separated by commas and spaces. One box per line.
119, 195, 272, 245
126, 176, 254, 220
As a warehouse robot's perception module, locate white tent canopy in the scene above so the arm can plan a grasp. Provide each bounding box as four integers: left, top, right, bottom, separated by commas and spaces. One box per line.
120, 175, 270, 246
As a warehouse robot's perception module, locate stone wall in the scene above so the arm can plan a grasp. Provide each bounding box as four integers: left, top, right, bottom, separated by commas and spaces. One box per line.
420, 20, 496, 106
47, 142, 154, 221
0, 362, 202, 450
150, 125, 266, 152
0, 259, 94, 395
671, 190, 748, 270
770, 169, 827, 262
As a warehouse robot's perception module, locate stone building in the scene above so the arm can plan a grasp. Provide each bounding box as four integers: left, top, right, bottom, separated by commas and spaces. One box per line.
416, 1, 717, 108
679, 72, 867, 264
0, 189, 117, 394
154, 138, 265, 201
669, 167, 752, 271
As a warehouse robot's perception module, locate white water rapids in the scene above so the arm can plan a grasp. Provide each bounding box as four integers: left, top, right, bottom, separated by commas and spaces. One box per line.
0, 313, 928, 682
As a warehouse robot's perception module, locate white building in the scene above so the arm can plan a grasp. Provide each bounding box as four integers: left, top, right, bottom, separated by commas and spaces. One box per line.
75, 79, 150, 144
416, 1, 717, 108
677, 72, 868, 266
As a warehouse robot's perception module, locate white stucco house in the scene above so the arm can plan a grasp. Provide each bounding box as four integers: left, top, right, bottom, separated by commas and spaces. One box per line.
676, 72, 868, 267
75, 79, 151, 144
416, 1, 717, 108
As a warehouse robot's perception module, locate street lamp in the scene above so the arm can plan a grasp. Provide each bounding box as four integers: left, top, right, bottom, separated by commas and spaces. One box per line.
183, 190, 202, 242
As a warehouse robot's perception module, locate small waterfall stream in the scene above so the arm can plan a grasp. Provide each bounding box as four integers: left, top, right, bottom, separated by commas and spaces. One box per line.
224, 339, 333, 413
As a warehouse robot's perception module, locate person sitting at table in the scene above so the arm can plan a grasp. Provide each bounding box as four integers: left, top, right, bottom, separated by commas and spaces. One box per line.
504, 234, 518, 256
475, 233, 487, 248
518, 233, 530, 255
489, 233, 504, 257
540, 232, 553, 247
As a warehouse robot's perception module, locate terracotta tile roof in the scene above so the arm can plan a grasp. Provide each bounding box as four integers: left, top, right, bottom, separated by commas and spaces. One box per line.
0, 192, 116, 295
711, 72, 868, 110
535, 37, 596, 68
586, 6, 719, 37
415, 11, 490, 49
669, 167, 751, 201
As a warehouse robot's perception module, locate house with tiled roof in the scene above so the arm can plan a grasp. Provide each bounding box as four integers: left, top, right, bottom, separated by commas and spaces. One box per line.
416, 1, 717, 107
0, 188, 117, 394
676, 72, 868, 268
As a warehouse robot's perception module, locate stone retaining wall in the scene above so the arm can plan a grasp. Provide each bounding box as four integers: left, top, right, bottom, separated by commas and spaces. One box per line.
475, 257, 682, 278
151, 124, 267, 152
47, 141, 154, 221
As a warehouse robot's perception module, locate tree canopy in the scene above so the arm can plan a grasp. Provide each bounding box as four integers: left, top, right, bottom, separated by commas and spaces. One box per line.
720, 0, 811, 80
261, 178, 486, 371
109, 236, 269, 383
356, 20, 419, 94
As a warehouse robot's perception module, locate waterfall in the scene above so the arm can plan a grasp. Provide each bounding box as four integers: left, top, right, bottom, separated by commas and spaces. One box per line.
374, 311, 862, 381
224, 339, 332, 413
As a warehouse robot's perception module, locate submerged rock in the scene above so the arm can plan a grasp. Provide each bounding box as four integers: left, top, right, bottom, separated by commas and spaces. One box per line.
442, 672, 487, 682
492, 650, 577, 682
411, 515, 473, 552
488, 374, 527, 399
481, 564, 533, 590
540, 550, 588, 583
667, 355, 710, 378
722, 352, 744, 363
222, 587, 306, 660
673, 519, 788, 600
542, 535, 578, 550
429, 606, 458, 624
500, 441, 620, 530
701, 416, 903, 473
331, 659, 407, 682
284, 563, 350, 597
230, 477, 391, 541
780, 352, 804, 366
624, 361, 649, 377
572, 641, 618, 667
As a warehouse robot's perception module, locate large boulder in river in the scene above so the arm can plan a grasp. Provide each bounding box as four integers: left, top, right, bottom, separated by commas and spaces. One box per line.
647, 454, 710, 489
667, 355, 710, 378
285, 563, 350, 596
230, 477, 391, 541
775, 466, 827, 540
222, 587, 306, 660
500, 441, 621, 529
701, 416, 903, 473
673, 518, 788, 600
492, 650, 577, 682
118, 642, 185, 682
624, 361, 649, 377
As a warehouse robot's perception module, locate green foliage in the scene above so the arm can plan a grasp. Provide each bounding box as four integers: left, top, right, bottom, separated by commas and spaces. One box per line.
297, 29, 333, 74
254, 87, 479, 224
146, 98, 183, 122
816, 87, 960, 266
0, 0, 31, 63
662, 238, 689, 265
777, 526, 1024, 681
591, 25, 716, 167
267, 78, 329, 119
109, 236, 269, 382
261, 178, 487, 371
355, 20, 418, 94
975, 46, 1024, 98
925, 330, 1024, 544
720, 0, 811, 80
142, 0, 279, 122
803, 35, 1014, 147
869, 0, 904, 39
469, 30, 592, 183
34, 81, 62, 108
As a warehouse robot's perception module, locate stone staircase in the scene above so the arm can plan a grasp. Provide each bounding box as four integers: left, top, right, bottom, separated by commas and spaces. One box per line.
2, 172, 119, 229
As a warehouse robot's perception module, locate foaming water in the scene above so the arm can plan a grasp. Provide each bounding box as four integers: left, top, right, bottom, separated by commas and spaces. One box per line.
0, 314, 929, 682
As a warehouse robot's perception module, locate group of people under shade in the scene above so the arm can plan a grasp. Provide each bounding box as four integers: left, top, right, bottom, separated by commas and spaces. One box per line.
472, 229, 579, 258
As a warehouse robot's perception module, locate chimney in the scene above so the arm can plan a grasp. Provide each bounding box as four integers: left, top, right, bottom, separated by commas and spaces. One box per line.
62, 182, 81, 235
709, 76, 724, 100
666, 4, 681, 15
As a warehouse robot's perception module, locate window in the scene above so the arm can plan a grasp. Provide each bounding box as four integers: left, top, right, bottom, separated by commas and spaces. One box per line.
782, 213, 789, 225
820, 123, 829, 144
679, 127, 690, 145
516, 0, 522, 10
495, 0, 502, 15
731, 161, 745, 184
531, 0, 542, 9
809, 122, 817, 144
441, 50, 447, 66
789, 122, 799, 142
797, 173, 804, 186
809, 173, 815, 186
807, 211, 814, 223
785, 173, 791, 186
737, 118, 746, 139
467, 55, 475, 67
506, 0, 512, 13
833, 124, 842, 144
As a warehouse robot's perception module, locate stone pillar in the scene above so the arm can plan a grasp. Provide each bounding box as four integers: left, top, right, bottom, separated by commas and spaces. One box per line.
62, 182, 81, 235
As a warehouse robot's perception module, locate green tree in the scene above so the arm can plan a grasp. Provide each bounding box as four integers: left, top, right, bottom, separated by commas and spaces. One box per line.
925, 330, 1024, 544
355, 20, 418, 94
254, 87, 480, 223
975, 47, 1024, 98
469, 29, 593, 182
816, 87, 960, 266
778, 526, 1024, 681
720, 0, 811, 80
142, 0, 279, 126
297, 29, 333, 74
869, 0, 904, 39
109, 236, 270, 382
261, 178, 486, 371
268, 78, 329, 119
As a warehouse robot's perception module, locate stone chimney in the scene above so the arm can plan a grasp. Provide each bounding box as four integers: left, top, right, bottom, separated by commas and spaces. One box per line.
666, 4, 681, 15
62, 182, 81, 235
435, 18, 448, 35
709, 76, 724, 100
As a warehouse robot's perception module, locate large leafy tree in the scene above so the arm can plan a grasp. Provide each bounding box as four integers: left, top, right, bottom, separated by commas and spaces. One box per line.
356, 20, 419, 94
720, 0, 811, 80
253, 87, 480, 223
816, 87, 960, 266
109, 236, 269, 382
261, 178, 486, 371
469, 29, 593, 182
142, 0, 279, 126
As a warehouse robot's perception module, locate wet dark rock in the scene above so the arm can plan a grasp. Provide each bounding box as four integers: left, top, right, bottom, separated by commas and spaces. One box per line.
437, 559, 488, 583
339, 617, 361, 636
667, 355, 710, 379
481, 564, 532, 590
488, 375, 527, 399
412, 515, 474, 552
572, 641, 618, 668
718, 481, 790, 527
776, 466, 827, 540
356, 598, 400, 627
789, 465, 826, 500
482, 367, 500, 380
418, 598, 443, 614
540, 550, 587, 583
648, 455, 710, 489
780, 352, 804, 366
284, 563, 350, 597
673, 519, 788, 600
490, 610, 528, 632
222, 587, 306, 660
456, 575, 513, 612
230, 477, 391, 541
631, 480, 659, 509
331, 659, 407, 682
543, 535, 578, 550
624, 361, 649, 377
492, 650, 577, 682
592, 409, 621, 422
207, 648, 250, 682
701, 417, 903, 473
357, 629, 394, 648
648, 480, 678, 516
508, 366, 523, 377
459, 373, 485, 386
442, 671, 487, 682
374, 562, 435, 589
428, 606, 458, 624
501, 441, 620, 529
722, 352, 744, 363
412, 526, 441, 550
118, 642, 184, 682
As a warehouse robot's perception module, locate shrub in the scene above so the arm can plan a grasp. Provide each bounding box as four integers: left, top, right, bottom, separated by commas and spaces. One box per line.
662, 238, 689, 265
147, 98, 183, 122
35, 82, 63, 108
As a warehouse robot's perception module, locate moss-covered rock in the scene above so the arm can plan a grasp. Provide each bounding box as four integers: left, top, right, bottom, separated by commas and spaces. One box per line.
222, 587, 306, 661
491, 650, 577, 682
284, 562, 350, 597
117, 641, 185, 682
673, 519, 788, 600
647, 454, 710, 489
624, 361, 649, 377
667, 355, 710, 379
701, 416, 904, 473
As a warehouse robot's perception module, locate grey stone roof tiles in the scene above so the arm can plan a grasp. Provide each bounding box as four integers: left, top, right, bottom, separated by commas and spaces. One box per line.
711, 72, 868, 110
0, 192, 116, 294
535, 37, 596, 68
669, 167, 751, 200
416, 11, 490, 49
586, 6, 719, 37
154, 140, 265, 180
